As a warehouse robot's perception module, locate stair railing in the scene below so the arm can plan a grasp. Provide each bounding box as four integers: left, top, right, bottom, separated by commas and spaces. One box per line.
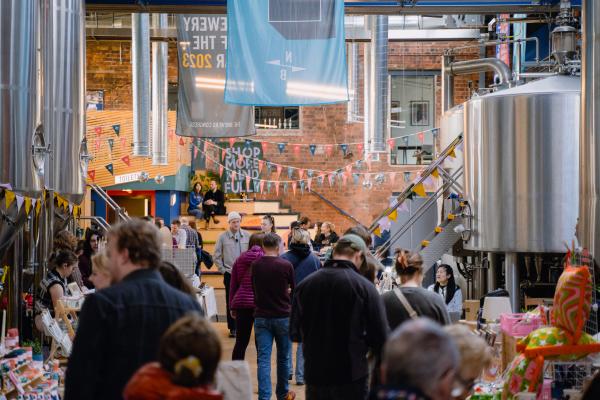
309, 189, 363, 225
77, 216, 111, 232
368, 133, 463, 233
88, 183, 131, 222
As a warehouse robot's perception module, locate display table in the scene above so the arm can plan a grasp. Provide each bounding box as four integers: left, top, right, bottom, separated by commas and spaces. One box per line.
198, 286, 218, 321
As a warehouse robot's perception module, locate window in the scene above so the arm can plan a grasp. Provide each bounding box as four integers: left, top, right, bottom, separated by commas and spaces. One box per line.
255, 106, 300, 129
389, 71, 437, 165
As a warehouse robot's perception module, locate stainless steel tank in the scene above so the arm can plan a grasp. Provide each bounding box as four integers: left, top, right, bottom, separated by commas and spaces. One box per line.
463, 75, 580, 253
42, 0, 87, 204
440, 105, 464, 176
0, 1, 44, 260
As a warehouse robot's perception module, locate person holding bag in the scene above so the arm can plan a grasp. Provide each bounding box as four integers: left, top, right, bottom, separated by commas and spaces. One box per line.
381, 249, 450, 330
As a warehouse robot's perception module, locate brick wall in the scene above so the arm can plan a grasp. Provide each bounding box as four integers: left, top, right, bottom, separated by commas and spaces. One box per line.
86, 39, 482, 233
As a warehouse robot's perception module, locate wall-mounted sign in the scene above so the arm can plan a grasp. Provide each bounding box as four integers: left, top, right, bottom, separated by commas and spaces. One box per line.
220, 142, 263, 194
115, 172, 142, 184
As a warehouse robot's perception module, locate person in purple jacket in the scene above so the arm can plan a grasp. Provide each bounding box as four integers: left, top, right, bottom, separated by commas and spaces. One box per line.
228, 233, 265, 360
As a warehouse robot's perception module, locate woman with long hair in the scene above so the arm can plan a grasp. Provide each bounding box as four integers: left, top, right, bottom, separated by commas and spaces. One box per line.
381, 249, 450, 330
428, 264, 463, 321
78, 229, 102, 289
188, 182, 205, 220
261, 215, 284, 254
313, 221, 339, 252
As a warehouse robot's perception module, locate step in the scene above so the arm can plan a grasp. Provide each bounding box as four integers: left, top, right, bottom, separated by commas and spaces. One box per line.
225, 200, 282, 214
179, 213, 299, 230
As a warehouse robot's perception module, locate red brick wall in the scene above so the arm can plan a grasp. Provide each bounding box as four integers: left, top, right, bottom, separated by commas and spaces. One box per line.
86, 39, 482, 233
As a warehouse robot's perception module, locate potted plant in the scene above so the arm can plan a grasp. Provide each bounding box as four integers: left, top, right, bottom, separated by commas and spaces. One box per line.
23, 339, 43, 364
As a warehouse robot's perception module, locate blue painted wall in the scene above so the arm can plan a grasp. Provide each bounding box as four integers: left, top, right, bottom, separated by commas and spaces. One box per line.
155, 190, 187, 226
91, 191, 107, 220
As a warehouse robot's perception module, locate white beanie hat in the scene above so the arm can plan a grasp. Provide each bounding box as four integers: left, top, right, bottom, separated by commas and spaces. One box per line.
228, 211, 242, 222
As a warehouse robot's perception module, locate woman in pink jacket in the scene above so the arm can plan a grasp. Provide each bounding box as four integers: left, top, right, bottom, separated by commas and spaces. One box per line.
229, 233, 265, 360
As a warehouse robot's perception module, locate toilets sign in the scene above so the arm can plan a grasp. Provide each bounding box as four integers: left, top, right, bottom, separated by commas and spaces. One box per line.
220, 142, 263, 194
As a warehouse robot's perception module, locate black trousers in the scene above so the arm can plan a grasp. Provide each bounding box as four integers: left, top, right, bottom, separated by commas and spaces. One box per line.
203, 204, 217, 221
223, 272, 235, 330
231, 308, 254, 360
306, 377, 369, 400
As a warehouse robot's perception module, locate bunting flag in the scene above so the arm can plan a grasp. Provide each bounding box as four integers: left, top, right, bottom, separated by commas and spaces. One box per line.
121, 155, 131, 166
389, 172, 396, 185
403, 171, 412, 182
194, 146, 199, 158
340, 144, 348, 156
228, 138, 236, 148
94, 126, 102, 136
245, 175, 251, 191
352, 173, 359, 185
387, 138, 395, 149
293, 144, 301, 156
267, 181, 273, 193
287, 167, 294, 179
389, 209, 398, 222
120, 137, 127, 150
204, 140, 209, 152
105, 163, 114, 175
318, 175, 324, 186
307, 177, 312, 191
402, 136, 409, 145
406, 192, 415, 200
15, 195, 24, 211
298, 169, 305, 179
326, 145, 334, 157
300, 180, 305, 194
309, 144, 317, 156
399, 201, 409, 212
258, 160, 265, 174
342, 173, 348, 186
431, 168, 440, 178
423, 175, 435, 188
112, 124, 121, 136
373, 226, 382, 238
412, 182, 427, 197
95, 139, 101, 152
357, 143, 364, 154
24, 197, 32, 215
345, 164, 353, 176
219, 165, 224, 177
275, 182, 280, 196
4, 191, 15, 209
328, 173, 335, 187
278, 143, 286, 154
448, 148, 456, 159
260, 180, 265, 194
244, 139, 252, 148
107, 138, 114, 152
88, 170, 96, 181
179, 137, 185, 146
292, 182, 297, 196
261, 142, 268, 154
307, 169, 314, 178
221, 148, 227, 160
417, 132, 425, 143
283, 182, 289, 194
456, 142, 464, 153
237, 152, 244, 165
35, 198, 41, 216
276, 165, 283, 180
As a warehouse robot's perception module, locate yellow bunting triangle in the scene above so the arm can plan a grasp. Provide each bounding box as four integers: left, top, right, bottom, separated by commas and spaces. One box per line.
24, 197, 32, 215
431, 168, 440, 178
389, 209, 398, 222
421, 240, 430, 248
4, 191, 15, 209
35, 199, 42, 215
412, 182, 427, 198
448, 148, 456, 159
373, 226, 382, 238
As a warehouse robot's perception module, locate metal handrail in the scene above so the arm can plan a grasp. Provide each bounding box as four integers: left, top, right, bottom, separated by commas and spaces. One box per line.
368, 133, 463, 232
309, 189, 363, 225
77, 216, 111, 232
376, 167, 464, 257
88, 183, 131, 221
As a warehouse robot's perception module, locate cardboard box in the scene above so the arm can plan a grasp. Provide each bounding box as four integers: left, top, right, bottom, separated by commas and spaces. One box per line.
464, 300, 480, 321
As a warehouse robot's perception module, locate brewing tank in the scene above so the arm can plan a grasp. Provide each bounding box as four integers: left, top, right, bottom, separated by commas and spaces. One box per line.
0, 1, 44, 260
42, 0, 87, 204
440, 105, 464, 177
463, 75, 580, 253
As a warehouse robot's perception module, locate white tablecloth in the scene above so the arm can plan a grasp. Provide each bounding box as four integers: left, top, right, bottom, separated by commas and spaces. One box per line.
198, 286, 218, 320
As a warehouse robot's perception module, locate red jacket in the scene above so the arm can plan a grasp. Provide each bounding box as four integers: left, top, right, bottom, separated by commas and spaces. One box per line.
229, 245, 264, 309
123, 363, 223, 400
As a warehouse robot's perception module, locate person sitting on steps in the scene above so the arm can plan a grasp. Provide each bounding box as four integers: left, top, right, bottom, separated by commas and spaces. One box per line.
203, 180, 225, 226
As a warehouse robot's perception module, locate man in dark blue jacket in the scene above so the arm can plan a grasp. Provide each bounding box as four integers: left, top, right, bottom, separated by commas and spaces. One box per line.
64, 219, 202, 400
290, 234, 389, 400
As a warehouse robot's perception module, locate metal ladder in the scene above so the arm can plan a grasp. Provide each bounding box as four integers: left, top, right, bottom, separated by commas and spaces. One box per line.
87, 183, 132, 223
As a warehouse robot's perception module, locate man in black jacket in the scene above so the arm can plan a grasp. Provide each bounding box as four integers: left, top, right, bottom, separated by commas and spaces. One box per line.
64, 219, 202, 400
290, 234, 389, 400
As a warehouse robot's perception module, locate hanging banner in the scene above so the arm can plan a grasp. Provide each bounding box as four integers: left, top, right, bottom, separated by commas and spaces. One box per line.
220, 142, 263, 194
176, 15, 255, 137
224, 0, 348, 106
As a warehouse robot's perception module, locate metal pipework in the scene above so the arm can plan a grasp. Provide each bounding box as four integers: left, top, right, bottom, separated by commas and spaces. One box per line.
347, 42, 360, 122
487, 252, 498, 292
578, 0, 600, 264
364, 15, 388, 153
442, 57, 511, 111
445, 37, 540, 64
151, 13, 168, 166
132, 13, 150, 157
505, 253, 520, 313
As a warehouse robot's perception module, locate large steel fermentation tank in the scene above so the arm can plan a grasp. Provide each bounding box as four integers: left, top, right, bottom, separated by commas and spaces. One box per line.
42, 0, 87, 205
0, 1, 45, 260
463, 75, 580, 253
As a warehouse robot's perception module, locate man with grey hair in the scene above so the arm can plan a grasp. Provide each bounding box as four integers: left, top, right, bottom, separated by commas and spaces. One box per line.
372, 318, 459, 400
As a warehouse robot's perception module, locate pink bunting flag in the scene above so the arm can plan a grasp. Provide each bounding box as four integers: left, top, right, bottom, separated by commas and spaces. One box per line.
258, 160, 265, 174
261, 142, 268, 154
326, 145, 334, 157
387, 138, 395, 149
221, 148, 227, 160
389, 172, 396, 185
292, 182, 297, 195
120, 137, 127, 149
95, 139, 101, 151
193, 146, 199, 158
88, 170, 96, 181
219, 165, 224, 177
307, 178, 312, 191
293, 144, 301, 156
204, 140, 209, 152
237, 152, 244, 165
398, 201, 409, 212
179, 137, 185, 146
94, 126, 102, 136
260, 180, 265, 193
228, 137, 236, 147
275, 182, 280, 196
298, 169, 305, 179
357, 143, 364, 153
276, 165, 283, 180
328, 174, 335, 186
345, 164, 353, 176
246, 175, 251, 190
418, 132, 425, 143
121, 155, 131, 166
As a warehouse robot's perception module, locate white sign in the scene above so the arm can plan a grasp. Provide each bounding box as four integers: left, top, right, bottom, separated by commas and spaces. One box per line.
115, 172, 142, 184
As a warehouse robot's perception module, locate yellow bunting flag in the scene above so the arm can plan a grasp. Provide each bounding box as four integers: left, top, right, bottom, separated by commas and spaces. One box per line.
35, 199, 42, 215
447, 213, 456, 221
435, 226, 443, 234
24, 197, 32, 215
421, 240, 430, 248
412, 182, 427, 198
448, 148, 456, 159
431, 168, 440, 178
388, 209, 398, 222
4, 191, 15, 209
373, 226, 382, 238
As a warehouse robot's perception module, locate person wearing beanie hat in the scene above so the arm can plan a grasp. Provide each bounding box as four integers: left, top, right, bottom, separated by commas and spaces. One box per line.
214, 211, 249, 337
290, 230, 388, 400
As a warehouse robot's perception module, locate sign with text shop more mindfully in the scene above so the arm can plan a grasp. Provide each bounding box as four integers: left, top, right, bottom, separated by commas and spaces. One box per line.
177, 15, 255, 137
220, 142, 263, 194
224, 0, 349, 106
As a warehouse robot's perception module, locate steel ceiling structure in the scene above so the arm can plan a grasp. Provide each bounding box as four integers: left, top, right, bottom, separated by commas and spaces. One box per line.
85, 0, 580, 14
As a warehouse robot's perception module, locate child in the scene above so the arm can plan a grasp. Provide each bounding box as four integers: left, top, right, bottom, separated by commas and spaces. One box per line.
124, 313, 223, 400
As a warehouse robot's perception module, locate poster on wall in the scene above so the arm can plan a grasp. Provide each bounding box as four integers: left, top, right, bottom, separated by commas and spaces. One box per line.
176, 15, 255, 137
220, 142, 263, 194
86, 90, 104, 110
224, 0, 348, 106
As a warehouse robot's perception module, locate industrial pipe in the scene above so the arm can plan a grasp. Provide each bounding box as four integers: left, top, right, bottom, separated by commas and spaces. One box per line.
151, 13, 168, 166
132, 13, 150, 157
347, 42, 360, 122
505, 253, 520, 313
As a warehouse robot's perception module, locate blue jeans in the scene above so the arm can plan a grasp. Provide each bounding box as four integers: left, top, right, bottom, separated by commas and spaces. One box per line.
188, 208, 204, 219
255, 317, 291, 400
288, 342, 304, 383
